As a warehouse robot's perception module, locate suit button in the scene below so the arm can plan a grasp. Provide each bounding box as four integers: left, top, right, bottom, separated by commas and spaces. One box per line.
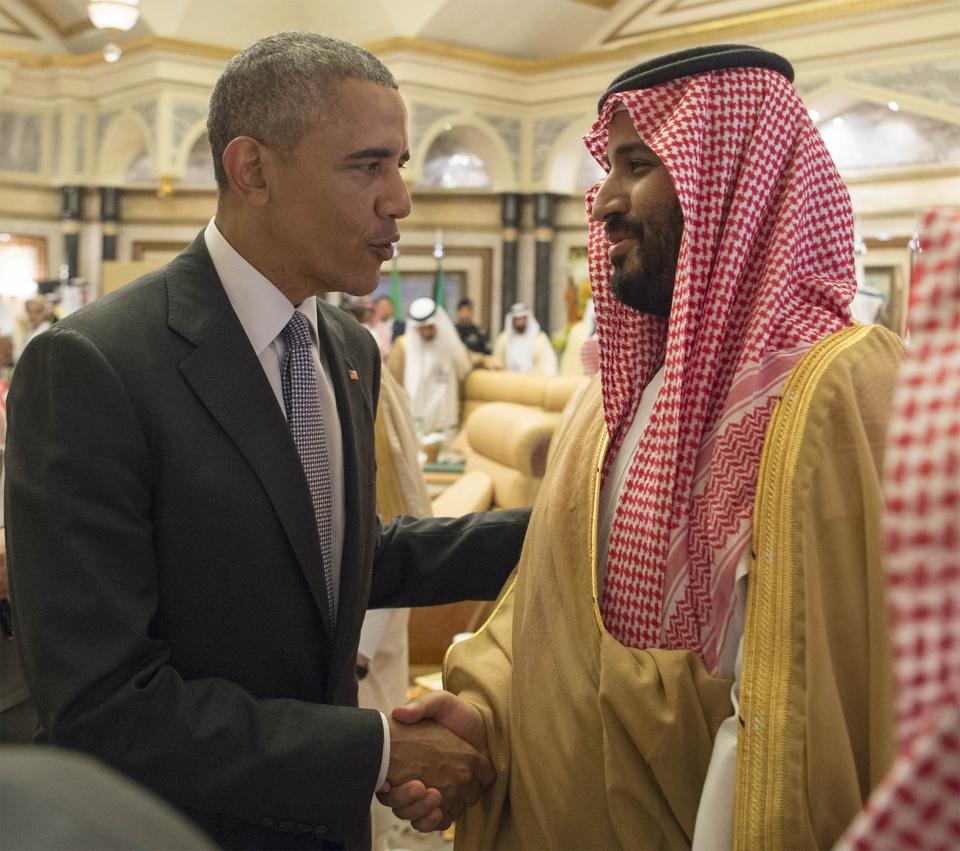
295, 823, 310, 833
263, 817, 276, 828
279, 820, 293, 831
313, 825, 329, 835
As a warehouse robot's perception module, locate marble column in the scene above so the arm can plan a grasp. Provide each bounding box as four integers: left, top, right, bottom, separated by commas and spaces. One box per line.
533, 192, 555, 334
60, 185, 84, 280
99, 187, 121, 261
500, 193, 522, 319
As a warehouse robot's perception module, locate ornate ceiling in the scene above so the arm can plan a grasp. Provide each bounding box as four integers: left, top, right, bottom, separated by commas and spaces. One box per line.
0, 0, 953, 63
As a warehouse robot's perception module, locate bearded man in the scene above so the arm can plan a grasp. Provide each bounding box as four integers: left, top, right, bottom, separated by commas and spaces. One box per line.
491, 303, 558, 376
383, 44, 902, 848
387, 297, 471, 440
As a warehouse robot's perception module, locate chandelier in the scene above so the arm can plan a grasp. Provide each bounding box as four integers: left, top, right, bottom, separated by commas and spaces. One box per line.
87, 0, 140, 32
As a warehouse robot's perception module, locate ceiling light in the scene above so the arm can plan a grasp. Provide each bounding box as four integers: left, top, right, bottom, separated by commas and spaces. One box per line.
888, 101, 900, 112
103, 42, 122, 63
87, 0, 139, 32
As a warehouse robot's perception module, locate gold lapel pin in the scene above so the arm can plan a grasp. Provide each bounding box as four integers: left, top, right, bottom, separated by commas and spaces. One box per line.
348, 369, 359, 381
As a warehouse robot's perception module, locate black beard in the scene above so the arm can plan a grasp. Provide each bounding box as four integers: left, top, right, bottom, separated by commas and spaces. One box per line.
608, 200, 684, 318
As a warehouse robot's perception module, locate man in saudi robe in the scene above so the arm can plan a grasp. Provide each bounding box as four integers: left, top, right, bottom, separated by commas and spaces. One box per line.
491, 303, 557, 376
381, 44, 902, 848
387, 296, 471, 440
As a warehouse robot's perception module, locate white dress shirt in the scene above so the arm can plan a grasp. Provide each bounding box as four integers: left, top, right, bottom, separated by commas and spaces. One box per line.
597, 366, 746, 851
203, 219, 390, 795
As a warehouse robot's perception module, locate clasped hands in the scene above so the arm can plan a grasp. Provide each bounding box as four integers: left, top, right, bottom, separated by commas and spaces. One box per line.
377, 691, 493, 833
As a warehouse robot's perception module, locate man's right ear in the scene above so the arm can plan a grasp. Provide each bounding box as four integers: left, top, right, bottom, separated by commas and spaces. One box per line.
221, 136, 269, 206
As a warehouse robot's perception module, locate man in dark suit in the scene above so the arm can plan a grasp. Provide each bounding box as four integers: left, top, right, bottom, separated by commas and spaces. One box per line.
4, 32, 528, 850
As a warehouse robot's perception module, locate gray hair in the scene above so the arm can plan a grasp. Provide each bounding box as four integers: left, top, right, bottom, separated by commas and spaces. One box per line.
207, 31, 397, 189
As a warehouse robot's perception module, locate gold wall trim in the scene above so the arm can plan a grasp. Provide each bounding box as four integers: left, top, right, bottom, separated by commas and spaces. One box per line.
0, 34, 238, 69
842, 164, 960, 185
863, 236, 911, 248
570, 0, 621, 8
132, 239, 190, 260
605, 0, 936, 46
0, 45, 99, 68
361, 36, 535, 73
663, 0, 791, 11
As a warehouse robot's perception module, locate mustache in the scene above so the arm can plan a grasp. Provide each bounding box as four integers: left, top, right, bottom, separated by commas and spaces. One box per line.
604, 214, 644, 241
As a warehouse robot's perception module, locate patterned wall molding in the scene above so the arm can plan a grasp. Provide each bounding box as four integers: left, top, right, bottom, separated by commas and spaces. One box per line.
410, 101, 457, 154
821, 103, 960, 170
479, 114, 521, 183
50, 111, 61, 174
848, 61, 960, 109
133, 100, 159, 136
0, 110, 42, 173
96, 109, 121, 151
73, 112, 87, 175
172, 101, 207, 149
532, 115, 579, 182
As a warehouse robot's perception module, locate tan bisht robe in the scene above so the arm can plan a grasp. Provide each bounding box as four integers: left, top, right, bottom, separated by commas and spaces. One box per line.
445, 325, 900, 851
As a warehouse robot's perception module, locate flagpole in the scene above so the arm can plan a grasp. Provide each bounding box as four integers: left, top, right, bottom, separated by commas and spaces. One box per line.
390, 244, 401, 319
433, 229, 446, 309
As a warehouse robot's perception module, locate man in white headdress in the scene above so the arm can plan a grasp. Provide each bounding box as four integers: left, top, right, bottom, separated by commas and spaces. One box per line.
387, 296, 471, 439
492, 303, 557, 376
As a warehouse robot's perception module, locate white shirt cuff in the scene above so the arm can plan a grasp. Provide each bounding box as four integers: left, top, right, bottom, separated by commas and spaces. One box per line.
376, 711, 390, 793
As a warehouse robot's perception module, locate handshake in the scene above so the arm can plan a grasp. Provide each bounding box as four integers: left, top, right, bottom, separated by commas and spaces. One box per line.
377, 691, 493, 833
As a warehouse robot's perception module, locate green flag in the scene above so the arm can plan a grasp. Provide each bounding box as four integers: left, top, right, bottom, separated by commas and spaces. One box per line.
433, 255, 446, 309
390, 249, 401, 318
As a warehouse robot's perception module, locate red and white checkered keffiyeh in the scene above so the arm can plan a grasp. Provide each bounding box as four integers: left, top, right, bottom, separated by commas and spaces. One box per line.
584, 67, 856, 672
837, 207, 960, 851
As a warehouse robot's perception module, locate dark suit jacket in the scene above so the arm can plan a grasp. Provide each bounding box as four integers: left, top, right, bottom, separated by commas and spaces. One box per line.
4, 233, 528, 850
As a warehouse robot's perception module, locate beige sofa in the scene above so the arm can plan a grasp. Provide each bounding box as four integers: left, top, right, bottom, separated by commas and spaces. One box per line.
453, 370, 587, 509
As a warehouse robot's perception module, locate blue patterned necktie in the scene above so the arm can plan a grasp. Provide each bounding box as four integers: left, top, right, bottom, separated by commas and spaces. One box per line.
280, 311, 336, 625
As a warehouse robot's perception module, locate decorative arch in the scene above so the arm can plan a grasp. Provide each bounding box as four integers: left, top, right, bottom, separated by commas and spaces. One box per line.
96, 110, 155, 184
542, 113, 604, 195
412, 115, 518, 191
173, 117, 215, 183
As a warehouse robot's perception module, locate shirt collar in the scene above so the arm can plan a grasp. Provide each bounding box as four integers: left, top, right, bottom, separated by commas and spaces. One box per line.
204, 218, 318, 354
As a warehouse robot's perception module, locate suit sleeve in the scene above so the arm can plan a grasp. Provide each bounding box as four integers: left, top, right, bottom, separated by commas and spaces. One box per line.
368, 508, 530, 608
5, 328, 382, 837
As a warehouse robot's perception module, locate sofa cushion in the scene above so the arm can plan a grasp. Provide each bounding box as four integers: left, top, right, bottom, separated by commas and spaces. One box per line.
466, 403, 560, 478
431, 470, 495, 517
465, 451, 542, 509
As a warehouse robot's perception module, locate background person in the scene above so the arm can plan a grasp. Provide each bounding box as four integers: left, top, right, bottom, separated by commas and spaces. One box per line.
491, 302, 557, 375
388, 296, 471, 441
454, 298, 490, 356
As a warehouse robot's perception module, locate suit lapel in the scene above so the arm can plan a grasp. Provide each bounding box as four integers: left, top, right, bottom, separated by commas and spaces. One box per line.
167, 234, 335, 636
